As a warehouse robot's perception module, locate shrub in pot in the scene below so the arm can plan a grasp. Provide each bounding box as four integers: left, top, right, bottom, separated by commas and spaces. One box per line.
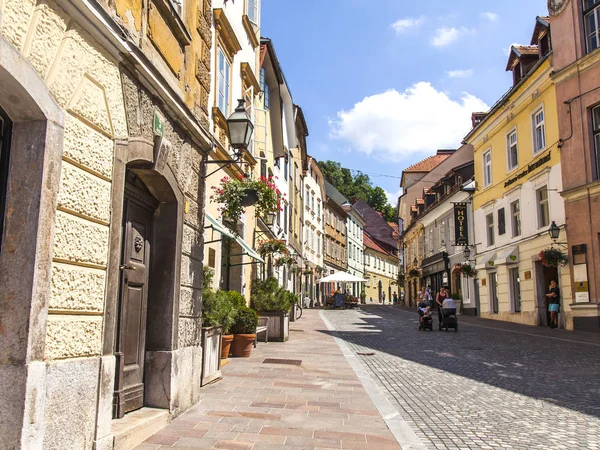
231, 307, 258, 357
202, 290, 238, 359
251, 278, 293, 341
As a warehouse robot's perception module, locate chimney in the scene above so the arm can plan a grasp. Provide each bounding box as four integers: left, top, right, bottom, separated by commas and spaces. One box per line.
471, 112, 486, 128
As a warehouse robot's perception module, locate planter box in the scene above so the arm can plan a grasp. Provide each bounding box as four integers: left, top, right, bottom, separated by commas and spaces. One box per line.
201, 326, 223, 386
289, 304, 298, 322
258, 311, 289, 342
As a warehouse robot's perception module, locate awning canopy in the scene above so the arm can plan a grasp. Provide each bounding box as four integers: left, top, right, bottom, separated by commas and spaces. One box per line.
205, 213, 236, 240
205, 213, 264, 263
236, 236, 265, 263
495, 246, 519, 265
319, 271, 367, 283
476, 252, 497, 270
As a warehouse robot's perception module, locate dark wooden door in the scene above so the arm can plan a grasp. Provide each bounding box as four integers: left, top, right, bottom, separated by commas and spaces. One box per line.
114, 179, 156, 417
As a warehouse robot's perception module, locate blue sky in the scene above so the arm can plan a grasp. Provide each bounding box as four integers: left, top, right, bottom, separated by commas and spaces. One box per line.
261, 0, 549, 202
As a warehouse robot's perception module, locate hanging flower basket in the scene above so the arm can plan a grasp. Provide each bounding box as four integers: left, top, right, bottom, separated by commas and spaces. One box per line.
210, 175, 284, 227
460, 263, 477, 278
274, 255, 295, 267
409, 269, 421, 278
303, 269, 313, 276
258, 238, 289, 257
289, 265, 302, 275
539, 248, 568, 268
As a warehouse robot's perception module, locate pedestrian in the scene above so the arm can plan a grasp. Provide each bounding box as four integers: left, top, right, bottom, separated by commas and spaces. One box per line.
546, 280, 560, 329
418, 286, 431, 307
393, 291, 398, 304
382, 292, 386, 304
435, 286, 449, 324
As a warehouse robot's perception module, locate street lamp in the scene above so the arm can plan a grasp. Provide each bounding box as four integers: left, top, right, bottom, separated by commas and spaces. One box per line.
549, 221, 560, 241
464, 245, 471, 260
413, 257, 418, 267
227, 99, 254, 153
263, 213, 276, 227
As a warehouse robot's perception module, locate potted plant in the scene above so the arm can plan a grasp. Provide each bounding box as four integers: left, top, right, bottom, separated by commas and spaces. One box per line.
258, 238, 289, 257
409, 268, 421, 278
460, 263, 477, 278
211, 176, 284, 229
216, 291, 247, 359
251, 278, 294, 342
231, 307, 258, 357
450, 292, 462, 315
274, 254, 295, 267
539, 248, 568, 268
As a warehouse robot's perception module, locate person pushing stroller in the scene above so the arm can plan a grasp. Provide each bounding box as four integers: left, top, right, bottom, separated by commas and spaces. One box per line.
417, 296, 433, 330
436, 287, 458, 331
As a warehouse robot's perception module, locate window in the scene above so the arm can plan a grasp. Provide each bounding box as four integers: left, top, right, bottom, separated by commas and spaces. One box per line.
284, 157, 288, 179
584, 0, 600, 53
483, 150, 492, 187
511, 200, 521, 237
317, 201, 321, 219
259, 67, 269, 109
170, 0, 183, 16
486, 213, 495, 246
208, 248, 216, 268
217, 48, 231, 115
438, 221, 445, 247
592, 105, 600, 180
283, 204, 288, 233
509, 267, 521, 312
498, 208, 506, 235
507, 129, 518, 171
247, 0, 258, 24
537, 186, 549, 228
532, 107, 546, 153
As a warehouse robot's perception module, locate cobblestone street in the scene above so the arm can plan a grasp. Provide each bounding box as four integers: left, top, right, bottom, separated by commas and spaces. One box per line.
323, 306, 600, 450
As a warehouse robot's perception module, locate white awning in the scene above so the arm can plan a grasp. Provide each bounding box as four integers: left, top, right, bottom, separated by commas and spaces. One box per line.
495, 246, 519, 265
205, 213, 236, 240
319, 271, 367, 283
476, 252, 497, 270
236, 236, 265, 263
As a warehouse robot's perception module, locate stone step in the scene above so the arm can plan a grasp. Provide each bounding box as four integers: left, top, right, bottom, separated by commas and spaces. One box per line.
112, 407, 170, 450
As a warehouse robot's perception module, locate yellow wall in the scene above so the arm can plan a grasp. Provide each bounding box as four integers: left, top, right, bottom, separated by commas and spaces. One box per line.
471, 59, 559, 209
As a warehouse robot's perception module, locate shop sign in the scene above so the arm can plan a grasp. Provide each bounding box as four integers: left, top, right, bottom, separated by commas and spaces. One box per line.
454, 203, 469, 246
504, 151, 551, 187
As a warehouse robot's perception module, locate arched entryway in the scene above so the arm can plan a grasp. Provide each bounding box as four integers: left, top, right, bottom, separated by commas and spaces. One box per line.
0, 37, 64, 449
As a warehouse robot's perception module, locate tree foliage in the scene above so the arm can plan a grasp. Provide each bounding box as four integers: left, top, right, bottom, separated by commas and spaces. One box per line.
318, 160, 397, 222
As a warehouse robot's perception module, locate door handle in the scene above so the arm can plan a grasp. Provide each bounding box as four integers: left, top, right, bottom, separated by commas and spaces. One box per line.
119, 265, 136, 270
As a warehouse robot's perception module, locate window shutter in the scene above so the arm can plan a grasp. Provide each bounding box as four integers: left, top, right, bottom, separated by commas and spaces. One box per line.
498, 208, 506, 235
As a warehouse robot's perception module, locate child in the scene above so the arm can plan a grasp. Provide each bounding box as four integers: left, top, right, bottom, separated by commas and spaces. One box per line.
419, 305, 432, 328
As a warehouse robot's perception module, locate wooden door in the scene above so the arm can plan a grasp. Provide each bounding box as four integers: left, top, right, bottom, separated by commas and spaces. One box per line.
114, 180, 156, 417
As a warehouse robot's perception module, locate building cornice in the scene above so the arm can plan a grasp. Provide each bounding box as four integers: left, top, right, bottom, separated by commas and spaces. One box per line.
552, 48, 600, 85
213, 9, 242, 58
240, 62, 260, 92
561, 179, 600, 202
242, 15, 259, 48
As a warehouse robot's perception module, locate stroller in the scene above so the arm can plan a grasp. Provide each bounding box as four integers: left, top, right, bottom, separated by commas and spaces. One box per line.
439, 305, 458, 332
417, 301, 433, 331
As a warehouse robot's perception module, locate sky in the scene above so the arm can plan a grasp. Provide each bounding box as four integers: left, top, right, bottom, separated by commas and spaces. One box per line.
261, 0, 549, 204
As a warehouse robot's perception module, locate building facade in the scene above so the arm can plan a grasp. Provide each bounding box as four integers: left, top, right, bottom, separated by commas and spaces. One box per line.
0, 0, 215, 447
550, 1, 600, 332
343, 203, 366, 296
323, 181, 348, 297
465, 17, 573, 328
303, 157, 326, 302
364, 232, 399, 303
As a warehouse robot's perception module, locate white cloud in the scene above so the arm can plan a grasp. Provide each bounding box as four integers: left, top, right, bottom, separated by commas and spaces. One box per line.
385, 189, 403, 205
328, 82, 489, 163
446, 69, 474, 78
482, 12, 499, 22
391, 16, 424, 34
432, 27, 471, 47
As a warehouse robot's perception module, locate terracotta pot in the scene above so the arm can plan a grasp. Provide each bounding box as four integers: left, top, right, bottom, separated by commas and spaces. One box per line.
221, 334, 234, 359
231, 334, 256, 357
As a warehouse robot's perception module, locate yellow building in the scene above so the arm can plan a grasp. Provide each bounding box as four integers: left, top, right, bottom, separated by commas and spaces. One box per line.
364, 232, 399, 303
464, 17, 573, 328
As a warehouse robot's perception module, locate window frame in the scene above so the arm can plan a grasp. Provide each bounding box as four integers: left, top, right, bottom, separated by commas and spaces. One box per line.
509, 267, 522, 313
216, 46, 232, 116
531, 106, 546, 155
591, 104, 600, 180
486, 213, 495, 247
246, 0, 259, 25
583, 0, 600, 54
536, 185, 550, 228
506, 128, 519, 172
483, 149, 493, 187
259, 67, 269, 109
510, 200, 521, 237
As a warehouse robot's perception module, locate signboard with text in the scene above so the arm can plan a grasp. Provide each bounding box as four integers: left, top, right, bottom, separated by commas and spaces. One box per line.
454, 203, 469, 247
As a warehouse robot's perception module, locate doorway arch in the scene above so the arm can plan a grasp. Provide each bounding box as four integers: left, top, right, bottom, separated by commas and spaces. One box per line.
0, 36, 64, 449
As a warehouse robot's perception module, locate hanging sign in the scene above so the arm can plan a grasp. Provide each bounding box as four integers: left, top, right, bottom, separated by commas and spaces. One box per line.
454, 203, 469, 246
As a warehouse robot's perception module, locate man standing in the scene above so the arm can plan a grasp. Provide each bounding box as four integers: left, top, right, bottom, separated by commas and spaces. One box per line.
546, 280, 560, 329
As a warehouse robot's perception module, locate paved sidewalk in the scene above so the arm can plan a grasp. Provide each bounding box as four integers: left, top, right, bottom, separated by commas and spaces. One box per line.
136, 309, 401, 450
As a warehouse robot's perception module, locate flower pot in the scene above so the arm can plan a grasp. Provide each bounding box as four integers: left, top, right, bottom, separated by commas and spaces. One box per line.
221, 334, 234, 359
258, 311, 289, 342
241, 188, 259, 207
231, 333, 256, 357
201, 326, 223, 386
